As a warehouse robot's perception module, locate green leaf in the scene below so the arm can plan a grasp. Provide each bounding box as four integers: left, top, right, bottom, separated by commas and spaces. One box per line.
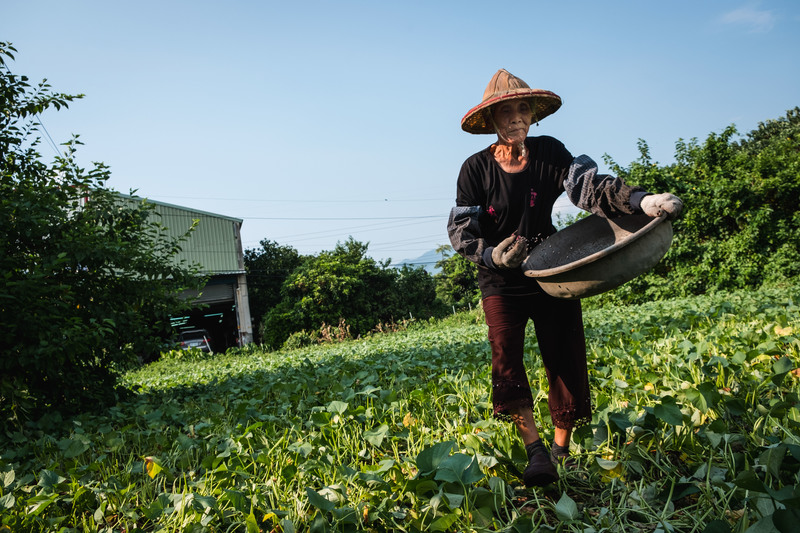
733, 470, 766, 493
356, 385, 381, 397
220, 489, 248, 513
37, 469, 65, 491
671, 482, 701, 501
731, 351, 747, 365
1, 469, 15, 490
684, 388, 708, 412
26, 493, 57, 516
326, 401, 349, 415
596, 458, 620, 470
434, 453, 483, 485
608, 411, 633, 432
59, 438, 89, 459
289, 442, 312, 457
463, 433, 482, 452
704, 431, 723, 449
724, 398, 747, 416
309, 513, 328, 533
192, 495, 218, 511
773, 509, 800, 532
413, 479, 438, 496
306, 488, 335, 513
477, 453, 500, 469
442, 492, 465, 509
358, 471, 390, 490
555, 492, 579, 521
416, 441, 455, 476
310, 411, 331, 426
685, 382, 721, 413
654, 397, 684, 426
787, 444, 800, 462
692, 463, 728, 483
702, 519, 732, 533
742, 516, 780, 533
363, 424, 389, 447
430, 512, 458, 531
245, 511, 260, 533
372, 458, 395, 473
772, 356, 793, 374
142, 493, 171, 520
771, 356, 793, 386
0, 493, 14, 509
759, 445, 787, 480
94, 502, 107, 524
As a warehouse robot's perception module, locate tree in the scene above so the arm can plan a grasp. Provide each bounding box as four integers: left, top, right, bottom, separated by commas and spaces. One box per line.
260, 238, 447, 349
1, 42, 202, 425
261, 238, 394, 348
392, 264, 449, 320
596, 107, 800, 304
433, 244, 480, 308
243, 239, 305, 342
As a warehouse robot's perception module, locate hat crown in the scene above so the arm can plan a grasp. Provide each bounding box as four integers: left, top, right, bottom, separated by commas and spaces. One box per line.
461, 69, 562, 134
482, 69, 532, 102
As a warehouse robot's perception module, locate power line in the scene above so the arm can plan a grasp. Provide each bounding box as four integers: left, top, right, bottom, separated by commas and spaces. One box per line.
254, 219, 444, 246
149, 195, 452, 204
243, 215, 444, 221
1, 63, 62, 157
35, 114, 61, 156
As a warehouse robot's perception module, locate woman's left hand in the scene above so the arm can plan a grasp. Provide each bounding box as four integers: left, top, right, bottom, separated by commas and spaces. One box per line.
641, 193, 683, 220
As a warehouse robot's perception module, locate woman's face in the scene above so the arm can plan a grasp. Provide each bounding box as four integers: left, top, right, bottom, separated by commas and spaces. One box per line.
491, 100, 532, 144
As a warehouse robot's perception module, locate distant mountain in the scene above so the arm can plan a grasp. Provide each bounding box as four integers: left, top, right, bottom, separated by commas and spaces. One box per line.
392, 248, 443, 274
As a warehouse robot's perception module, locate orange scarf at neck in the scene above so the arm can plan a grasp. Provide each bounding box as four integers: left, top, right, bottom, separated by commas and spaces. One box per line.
490, 143, 527, 167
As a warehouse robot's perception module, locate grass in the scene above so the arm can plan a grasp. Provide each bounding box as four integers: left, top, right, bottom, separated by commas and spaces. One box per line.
1, 286, 799, 532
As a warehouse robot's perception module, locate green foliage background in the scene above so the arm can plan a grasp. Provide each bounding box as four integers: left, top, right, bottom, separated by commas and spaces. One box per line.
243, 239, 306, 343
595, 107, 800, 304
433, 244, 481, 309
1, 43, 202, 423
256, 238, 447, 349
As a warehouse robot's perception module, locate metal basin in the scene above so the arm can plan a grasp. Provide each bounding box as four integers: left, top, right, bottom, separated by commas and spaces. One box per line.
522, 213, 673, 299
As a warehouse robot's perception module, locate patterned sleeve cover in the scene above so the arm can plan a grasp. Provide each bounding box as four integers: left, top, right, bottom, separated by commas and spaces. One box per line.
565, 154, 648, 218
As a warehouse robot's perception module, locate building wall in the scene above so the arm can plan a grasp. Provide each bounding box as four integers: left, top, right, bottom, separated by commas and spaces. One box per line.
118, 195, 253, 347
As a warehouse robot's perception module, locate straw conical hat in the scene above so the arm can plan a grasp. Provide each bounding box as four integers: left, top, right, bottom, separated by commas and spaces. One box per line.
461, 69, 562, 134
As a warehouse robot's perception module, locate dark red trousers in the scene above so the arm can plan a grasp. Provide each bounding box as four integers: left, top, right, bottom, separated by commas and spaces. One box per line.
483, 293, 592, 429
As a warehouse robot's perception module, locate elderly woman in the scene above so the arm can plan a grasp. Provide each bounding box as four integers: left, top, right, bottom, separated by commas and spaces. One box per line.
447, 69, 682, 487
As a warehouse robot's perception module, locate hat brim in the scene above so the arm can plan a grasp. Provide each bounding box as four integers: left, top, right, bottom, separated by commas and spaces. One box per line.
461, 89, 562, 134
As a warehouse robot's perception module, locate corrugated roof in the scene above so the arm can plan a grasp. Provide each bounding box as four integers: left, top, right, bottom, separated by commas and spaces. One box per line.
117, 194, 244, 275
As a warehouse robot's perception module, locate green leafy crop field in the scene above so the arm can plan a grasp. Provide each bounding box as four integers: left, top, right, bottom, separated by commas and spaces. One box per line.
1, 287, 799, 532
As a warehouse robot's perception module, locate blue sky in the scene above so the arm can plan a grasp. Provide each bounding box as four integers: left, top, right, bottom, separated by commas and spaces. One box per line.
4, 1, 799, 265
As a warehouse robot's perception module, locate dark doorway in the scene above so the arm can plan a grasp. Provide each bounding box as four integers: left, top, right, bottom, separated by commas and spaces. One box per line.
172, 301, 240, 352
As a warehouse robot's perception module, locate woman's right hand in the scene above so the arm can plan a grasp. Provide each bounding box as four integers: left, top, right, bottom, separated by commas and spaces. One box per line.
491, 234, 528, 269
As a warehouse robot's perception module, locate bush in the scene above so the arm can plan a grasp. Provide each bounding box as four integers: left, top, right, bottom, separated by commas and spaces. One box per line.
0, 42, 202, 427
261, 238, 447, 349
598, 108, 800, 304
282, 330, 319, 350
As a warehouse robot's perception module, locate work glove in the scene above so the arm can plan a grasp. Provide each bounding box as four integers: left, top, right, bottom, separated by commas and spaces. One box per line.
491, 234, 528, 269
640, 193, 683, 220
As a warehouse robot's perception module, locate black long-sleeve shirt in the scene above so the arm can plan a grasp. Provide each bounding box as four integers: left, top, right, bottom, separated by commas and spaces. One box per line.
447, 135, 646, 297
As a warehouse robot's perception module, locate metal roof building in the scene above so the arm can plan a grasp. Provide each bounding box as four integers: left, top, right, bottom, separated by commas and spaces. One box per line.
119, 195, 254, 350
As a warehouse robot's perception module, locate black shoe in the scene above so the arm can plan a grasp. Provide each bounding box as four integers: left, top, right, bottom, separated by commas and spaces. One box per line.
550, 443, 579, 470
523, 440, 559, 487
